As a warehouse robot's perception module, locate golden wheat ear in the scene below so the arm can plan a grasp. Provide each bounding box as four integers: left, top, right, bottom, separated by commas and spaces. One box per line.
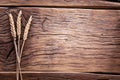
17, 10, 22, 38
23, 16, 32, 41
9, 13, 16, 39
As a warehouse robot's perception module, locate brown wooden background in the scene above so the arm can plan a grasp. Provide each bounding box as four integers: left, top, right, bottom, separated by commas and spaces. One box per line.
0, 0, 120, 80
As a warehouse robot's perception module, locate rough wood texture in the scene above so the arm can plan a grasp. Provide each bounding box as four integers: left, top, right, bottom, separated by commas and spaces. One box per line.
0, 7, 120, 73
0, 73, 120, 80
0, 0, 119, 8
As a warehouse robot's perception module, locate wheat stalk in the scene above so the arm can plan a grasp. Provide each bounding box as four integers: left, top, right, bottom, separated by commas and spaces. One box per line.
20, 16, 32, 59
17, 10, 22, 56
9, 13, 20, 80
16, 64, 19, 80
17, 10, 23, 80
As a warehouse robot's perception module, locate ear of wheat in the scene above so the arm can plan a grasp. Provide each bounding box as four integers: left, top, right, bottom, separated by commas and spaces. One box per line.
23, 16, 32, 41
17, 10, 22, 38
9, 13, 16, 39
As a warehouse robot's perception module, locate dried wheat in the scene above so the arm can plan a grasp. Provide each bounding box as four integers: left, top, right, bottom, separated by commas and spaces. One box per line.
9, 13, 16, 39
9, 13, 20, 80
9, 12, 32, 80
23, 16, 32, 41
17, 10, 23, 80
20, 16, 32, 59
17, 10, 22, 38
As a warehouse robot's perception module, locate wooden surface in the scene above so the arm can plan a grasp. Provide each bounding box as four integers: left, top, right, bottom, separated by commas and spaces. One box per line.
0, 72, 120, 80
0, 0, 119, 8
0, 7, 120, 73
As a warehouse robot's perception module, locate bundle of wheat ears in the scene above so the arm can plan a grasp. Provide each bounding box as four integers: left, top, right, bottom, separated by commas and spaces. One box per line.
8, 10, 32, 80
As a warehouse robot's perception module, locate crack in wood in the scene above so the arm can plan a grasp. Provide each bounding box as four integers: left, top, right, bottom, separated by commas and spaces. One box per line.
41, 17, 49, 32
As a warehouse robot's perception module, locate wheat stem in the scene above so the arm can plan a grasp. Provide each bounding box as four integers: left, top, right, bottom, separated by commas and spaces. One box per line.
20, 16, 32, 60
20, 40, 25, 61
17, 61, 19, 80
17, 60, 23, 80
17, 39, 22, 80
17, 10, 23, 80
13, 40, 20, 80
16, 61, 23, 80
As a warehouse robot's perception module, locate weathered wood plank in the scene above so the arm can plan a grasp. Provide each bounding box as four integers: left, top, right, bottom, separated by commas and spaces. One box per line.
0, 0, 119, 8
0, 7, 120, 73
0, 72, 120, 80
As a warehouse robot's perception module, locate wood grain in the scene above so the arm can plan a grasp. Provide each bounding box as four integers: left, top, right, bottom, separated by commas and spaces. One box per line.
0, 72, 120, 80
0, 7, 120, 73
0, 0, 119, 8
